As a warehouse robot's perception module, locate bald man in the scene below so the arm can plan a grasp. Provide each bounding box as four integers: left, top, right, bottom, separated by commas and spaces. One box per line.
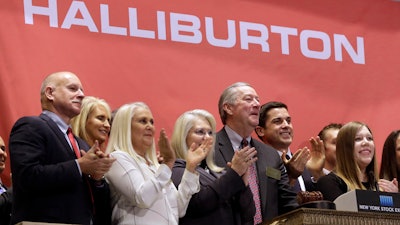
9, 71, 115, 225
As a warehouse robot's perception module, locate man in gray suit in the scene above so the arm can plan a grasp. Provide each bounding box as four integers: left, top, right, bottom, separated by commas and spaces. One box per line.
214, 82, 298, 224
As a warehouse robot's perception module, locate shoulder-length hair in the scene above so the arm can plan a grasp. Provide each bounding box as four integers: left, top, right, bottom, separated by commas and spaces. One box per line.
380, 130, 400, 185
336, 121, 378, 191
171, 109, 224, 173
106, 102, 159, 167
71, 96, 111, 144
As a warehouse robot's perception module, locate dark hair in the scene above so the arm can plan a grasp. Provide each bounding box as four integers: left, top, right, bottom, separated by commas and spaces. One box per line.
258, 101, 288, 127
379, 130, 400, 188
256, 101, 288, 140
317, 123, 343, 141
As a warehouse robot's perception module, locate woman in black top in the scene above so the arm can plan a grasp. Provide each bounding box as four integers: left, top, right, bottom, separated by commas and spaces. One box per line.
317, 121, 379, 202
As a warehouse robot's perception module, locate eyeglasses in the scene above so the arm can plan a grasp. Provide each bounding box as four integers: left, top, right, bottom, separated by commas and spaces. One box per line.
193, 129, 214, 137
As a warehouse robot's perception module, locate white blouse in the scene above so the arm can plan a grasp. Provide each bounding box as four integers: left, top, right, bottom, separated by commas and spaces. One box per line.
105, 150, 200, 225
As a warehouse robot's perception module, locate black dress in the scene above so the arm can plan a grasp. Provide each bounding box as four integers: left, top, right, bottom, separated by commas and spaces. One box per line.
316, 172, 372, 202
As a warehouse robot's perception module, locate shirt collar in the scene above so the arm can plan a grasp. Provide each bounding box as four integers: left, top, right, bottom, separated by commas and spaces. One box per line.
224, 125, 251, 150
42, 110, 69, 133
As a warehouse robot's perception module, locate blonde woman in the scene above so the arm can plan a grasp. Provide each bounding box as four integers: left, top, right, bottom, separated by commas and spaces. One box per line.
71, 96, 111, 152
171, 109, 256, 225
105, 102, 208, 225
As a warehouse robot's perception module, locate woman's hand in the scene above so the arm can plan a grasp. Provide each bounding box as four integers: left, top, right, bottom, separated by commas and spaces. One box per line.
185, 137, 212, 173
378, 178, 399, 193
158, 129, 176, 169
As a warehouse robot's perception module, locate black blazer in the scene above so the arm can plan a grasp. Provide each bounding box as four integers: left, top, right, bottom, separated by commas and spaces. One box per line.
172, 159, 255, 225
214, 128, 298, 222
9, 113, 110, 225
0, 185, 12, 225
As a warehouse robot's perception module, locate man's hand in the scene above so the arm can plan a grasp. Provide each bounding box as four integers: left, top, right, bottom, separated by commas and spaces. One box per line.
78, 140, 116, 180
282, 147, 310, 182
306, 136, 325, 181
229, 146, 257, 186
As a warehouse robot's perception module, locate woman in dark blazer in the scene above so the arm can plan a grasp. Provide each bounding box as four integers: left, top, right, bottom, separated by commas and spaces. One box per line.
171, 109, 256, 225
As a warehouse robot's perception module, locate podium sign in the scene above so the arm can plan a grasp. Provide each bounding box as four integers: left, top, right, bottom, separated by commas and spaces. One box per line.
334, 190, 400, 214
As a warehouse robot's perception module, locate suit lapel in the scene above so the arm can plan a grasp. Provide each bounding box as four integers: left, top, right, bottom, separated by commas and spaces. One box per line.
40, 113, 77, 158
216, 128, 235, 164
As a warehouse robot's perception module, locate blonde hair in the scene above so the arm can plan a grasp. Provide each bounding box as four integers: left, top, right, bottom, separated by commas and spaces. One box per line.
106, 102, 159, 167
335, 121, 378, 191
70, 96, 111, 145
171, 109, 223, 173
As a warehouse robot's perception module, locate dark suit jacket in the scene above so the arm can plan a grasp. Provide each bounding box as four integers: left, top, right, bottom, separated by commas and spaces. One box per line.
214, 128, 298, 222
172, 159, 255, 225
9, 113, 110, 225
301, 168, 316, 191
0, 185, 12, 225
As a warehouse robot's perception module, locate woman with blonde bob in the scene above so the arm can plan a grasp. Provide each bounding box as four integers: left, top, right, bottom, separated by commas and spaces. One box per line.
71, 96, 112, 152
105, 102, 209, 225
171, 109, 256, 225
317, 121, 395, 201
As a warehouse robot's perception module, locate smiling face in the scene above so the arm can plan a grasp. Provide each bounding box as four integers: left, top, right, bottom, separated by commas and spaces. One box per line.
186, 117, 213, 149
44, 72, 85, 123
258, 107, 293, 152
0, 136, 6, 173
353, 126, 375, 172
85, 105, 111, 145
131, 107, 155, 157
225, 86, 260, 136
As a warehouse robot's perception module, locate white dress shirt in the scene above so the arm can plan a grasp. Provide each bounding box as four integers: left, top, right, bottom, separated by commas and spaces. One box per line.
105, 150, 200, 225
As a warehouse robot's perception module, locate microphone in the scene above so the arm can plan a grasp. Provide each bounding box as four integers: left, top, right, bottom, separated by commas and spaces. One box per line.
368, 171, 380, 192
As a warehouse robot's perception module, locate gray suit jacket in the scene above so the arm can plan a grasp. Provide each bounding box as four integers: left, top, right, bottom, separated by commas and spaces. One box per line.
214, 127, 298, 222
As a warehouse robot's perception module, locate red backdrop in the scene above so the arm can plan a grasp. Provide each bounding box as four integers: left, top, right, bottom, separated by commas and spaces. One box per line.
1, 0, 400, 187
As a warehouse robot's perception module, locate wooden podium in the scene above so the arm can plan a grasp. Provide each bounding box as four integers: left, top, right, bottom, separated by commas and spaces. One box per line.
16, 222, 77, 225
266, 208, 400, 225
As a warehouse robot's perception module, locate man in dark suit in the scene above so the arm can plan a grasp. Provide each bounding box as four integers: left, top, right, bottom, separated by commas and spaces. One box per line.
9, 71, 115, 225
255, 101, 325, 192
214, 82, 298, 224
0, 135, 12, 225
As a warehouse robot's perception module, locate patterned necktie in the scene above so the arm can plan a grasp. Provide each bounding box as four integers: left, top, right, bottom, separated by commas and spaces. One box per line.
67, 127, 81, 158
242, 139, 262, 224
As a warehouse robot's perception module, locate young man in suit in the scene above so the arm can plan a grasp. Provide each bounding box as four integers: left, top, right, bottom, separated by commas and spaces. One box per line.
9, 71, 115, 225
255, 101, 325, 192
214, 82, 298, 224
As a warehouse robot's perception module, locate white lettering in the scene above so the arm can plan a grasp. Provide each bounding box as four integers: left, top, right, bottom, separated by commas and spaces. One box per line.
61, 1, 98, 32
271, 25, 298, 55
334, 34, 365, 64
369, 206, 381, 211
381, 207, 394, 212
129, 8, 155, 39
22, 2, 366, 65
170, 13, 202, 44
239, 22, 269, 52
100, 4, 127, 36
300, 30, 331, 60
24, 0, 58, 27
157, 11, 167, 40
205, 17, 236, 48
